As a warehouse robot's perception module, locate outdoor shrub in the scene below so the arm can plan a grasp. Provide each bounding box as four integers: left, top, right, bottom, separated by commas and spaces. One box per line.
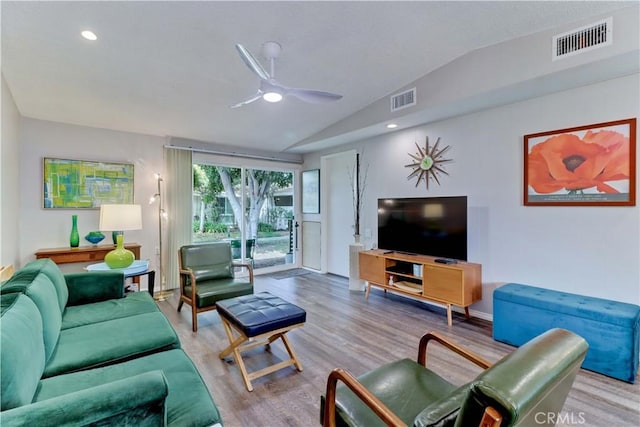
208, 222, 228, 233
258, 222, 274, 233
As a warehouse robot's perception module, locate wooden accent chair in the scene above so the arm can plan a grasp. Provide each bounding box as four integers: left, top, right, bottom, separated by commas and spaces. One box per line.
178, 242, 254, 332
322, 328, 588, 427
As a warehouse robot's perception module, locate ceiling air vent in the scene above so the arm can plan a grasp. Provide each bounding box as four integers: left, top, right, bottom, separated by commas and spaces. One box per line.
390, 87, 416, 112
553, 17, 612, 60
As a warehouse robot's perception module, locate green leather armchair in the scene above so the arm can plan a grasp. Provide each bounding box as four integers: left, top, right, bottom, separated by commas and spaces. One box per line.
178, 242, 254, 332
321, 328, 588, 427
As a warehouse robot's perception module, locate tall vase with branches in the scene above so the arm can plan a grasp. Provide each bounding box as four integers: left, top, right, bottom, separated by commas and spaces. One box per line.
348, 152, 368, 291
349, 152, 368, 243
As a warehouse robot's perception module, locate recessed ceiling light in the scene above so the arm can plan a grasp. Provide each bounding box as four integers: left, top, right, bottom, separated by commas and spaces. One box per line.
81, 30, 97, 41
386, 123, 398, 129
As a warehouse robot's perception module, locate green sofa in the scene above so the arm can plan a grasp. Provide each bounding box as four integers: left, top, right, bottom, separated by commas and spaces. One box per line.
1, 259, 222, 426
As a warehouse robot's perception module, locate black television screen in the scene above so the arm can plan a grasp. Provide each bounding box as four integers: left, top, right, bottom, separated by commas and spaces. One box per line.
377, 196, 467, 261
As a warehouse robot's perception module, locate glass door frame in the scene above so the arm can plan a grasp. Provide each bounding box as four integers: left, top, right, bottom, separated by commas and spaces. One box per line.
192, 152, 301, 274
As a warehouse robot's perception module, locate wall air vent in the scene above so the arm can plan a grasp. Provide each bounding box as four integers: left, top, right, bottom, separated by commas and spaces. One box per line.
390, 87, 416, 112
553, 17, 612, 60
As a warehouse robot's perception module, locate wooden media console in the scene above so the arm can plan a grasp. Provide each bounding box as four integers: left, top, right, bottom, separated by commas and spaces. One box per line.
359, 250, 482, 326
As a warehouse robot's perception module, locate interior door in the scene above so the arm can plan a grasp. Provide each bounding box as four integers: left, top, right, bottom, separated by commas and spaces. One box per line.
302, 221, 321, 270
323, 150, 356, 277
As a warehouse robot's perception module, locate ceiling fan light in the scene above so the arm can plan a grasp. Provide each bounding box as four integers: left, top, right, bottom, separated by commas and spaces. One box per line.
81, 30, 97, 41
263, 91, 283, 103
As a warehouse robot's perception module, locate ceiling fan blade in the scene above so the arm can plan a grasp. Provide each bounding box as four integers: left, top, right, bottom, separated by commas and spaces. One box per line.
230, 92, 263, 109
286, 87, 343, 103
235, 44, 270, 81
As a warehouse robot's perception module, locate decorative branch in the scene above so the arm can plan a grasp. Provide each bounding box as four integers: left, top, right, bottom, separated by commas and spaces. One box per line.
348, 152, 369, 237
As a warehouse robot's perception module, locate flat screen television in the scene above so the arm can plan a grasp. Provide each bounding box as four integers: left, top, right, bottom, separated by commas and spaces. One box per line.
377, 196, 467, 261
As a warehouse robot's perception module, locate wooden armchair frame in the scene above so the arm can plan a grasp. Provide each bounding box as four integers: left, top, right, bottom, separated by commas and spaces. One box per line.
1, 264, 15, 282
178, 249, 254, 332
323, 331, 500, 427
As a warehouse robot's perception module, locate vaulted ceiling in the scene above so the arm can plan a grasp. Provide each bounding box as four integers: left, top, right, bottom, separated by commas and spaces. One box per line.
2, 1, 634, 153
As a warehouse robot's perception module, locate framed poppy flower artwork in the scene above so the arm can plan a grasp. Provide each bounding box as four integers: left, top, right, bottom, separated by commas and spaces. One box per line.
524, 118, 636, 206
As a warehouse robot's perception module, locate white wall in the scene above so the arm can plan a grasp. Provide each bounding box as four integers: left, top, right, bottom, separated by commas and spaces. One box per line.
1, 74, 21, 268
306, 73, 640, 314
19, 118, 166, 273
300, 6, 639, 149
8, 76, 639, 317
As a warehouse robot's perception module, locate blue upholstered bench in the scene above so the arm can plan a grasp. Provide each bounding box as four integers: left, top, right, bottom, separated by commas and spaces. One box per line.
493, 283, 640, 383
216, 292, 306, 391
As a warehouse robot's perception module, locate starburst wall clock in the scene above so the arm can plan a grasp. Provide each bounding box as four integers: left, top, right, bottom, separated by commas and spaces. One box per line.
405, 136, 452, 189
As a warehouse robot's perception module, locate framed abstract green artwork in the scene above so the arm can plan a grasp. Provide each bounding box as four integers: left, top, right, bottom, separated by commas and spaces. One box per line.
43, 158, 134, 209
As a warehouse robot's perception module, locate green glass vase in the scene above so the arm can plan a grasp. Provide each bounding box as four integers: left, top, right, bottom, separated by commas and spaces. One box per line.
104, 234, 135, 268
69, 215, 80, 248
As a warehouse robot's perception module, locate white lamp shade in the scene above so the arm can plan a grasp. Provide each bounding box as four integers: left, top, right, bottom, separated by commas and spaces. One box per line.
99, 204, 142, 231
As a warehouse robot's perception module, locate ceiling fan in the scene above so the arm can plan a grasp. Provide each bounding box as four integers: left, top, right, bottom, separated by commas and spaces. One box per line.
231, 41, 343, 108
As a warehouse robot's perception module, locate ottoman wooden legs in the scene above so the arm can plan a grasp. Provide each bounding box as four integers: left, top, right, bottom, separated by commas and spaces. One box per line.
219, 316, 304, 391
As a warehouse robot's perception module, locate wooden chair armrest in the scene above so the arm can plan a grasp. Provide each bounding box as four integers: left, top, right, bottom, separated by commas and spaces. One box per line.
178, 268, 196, 301
480, 406, 503, 427
323, 368, 407, 427
178, 268, 194, 284
232, 263, 254, 282
418, 331, 491, 369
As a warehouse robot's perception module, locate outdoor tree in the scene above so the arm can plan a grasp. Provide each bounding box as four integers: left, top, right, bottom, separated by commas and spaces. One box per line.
192, 165, 210, 233
195, 165, 292, 238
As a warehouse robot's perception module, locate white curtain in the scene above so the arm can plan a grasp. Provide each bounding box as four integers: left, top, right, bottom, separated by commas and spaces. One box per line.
163, 147, 192, 289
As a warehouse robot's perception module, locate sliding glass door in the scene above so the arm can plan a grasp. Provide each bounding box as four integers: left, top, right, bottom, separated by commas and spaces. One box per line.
192, 160, 296, 272
192, 164, 242, 244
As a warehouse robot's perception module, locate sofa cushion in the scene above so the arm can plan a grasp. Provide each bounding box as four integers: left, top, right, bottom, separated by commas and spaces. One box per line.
34, 349, 222, 426
62, 291, 159, 329
1, 269, 39, 294
3, 371, 169, 427
4, 272, 62, 362
15, 259, 69, 312
64, 271, 125, 306
0, 293, 46, 410
43, 311, 180, 378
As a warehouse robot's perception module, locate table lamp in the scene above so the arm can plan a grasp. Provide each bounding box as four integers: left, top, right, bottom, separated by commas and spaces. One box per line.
99, 204, 142, 268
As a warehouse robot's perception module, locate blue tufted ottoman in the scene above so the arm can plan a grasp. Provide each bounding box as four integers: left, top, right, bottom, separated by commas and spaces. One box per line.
493, 283, 640, 383
216, 292, 306, 391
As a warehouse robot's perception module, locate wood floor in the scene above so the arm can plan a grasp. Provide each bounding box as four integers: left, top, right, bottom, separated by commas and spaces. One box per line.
157, 271, 640, 427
